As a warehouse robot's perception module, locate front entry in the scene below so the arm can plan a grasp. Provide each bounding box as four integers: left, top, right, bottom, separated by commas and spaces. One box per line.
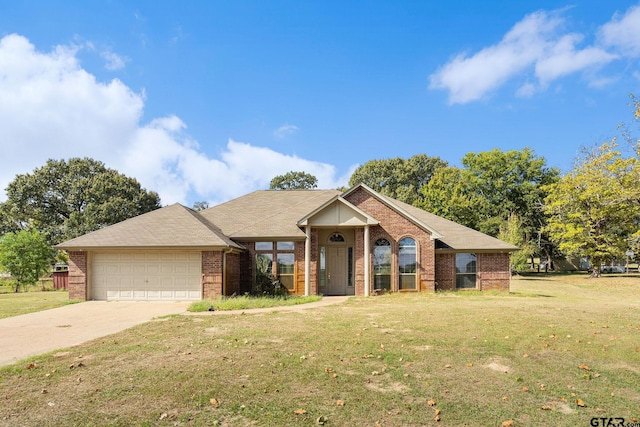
325, 246, 348, 296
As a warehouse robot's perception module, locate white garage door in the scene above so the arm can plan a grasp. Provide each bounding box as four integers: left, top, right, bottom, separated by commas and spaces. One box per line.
92, 251, 202, 301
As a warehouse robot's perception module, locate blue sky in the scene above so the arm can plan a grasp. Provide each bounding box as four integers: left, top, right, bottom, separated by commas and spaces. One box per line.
1, 1, 639, 206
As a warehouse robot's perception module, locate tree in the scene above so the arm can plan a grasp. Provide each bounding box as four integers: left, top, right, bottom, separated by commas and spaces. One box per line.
417, 167, 487, 230
270, 171, 318, 190
0, 158, 161, 244
460, 148, 560, 237
544, 140, 640, 276
498, 213, 534, 273
0, 229, 55, 292
419, 148, 558, 246
348, 154, 448, 205
192, 201, 210, 211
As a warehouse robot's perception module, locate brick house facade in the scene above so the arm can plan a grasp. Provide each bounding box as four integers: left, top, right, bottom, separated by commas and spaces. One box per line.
59, 184, 517, 301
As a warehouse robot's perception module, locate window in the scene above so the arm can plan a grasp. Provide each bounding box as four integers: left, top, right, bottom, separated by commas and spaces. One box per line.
277, 241, 295, 250
398, 237, 417, 290
277, 253, 295, 290
456, 253, 477, 289
374, 238, 391, 291
255, 242, 273, 251
329, 232, 345, 243
256, 253, 273, 275
319, 246, 326, 288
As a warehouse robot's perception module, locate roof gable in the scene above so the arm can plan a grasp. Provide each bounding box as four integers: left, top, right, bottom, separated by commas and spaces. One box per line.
56, 203, 243, 250
298, 196, 379, 227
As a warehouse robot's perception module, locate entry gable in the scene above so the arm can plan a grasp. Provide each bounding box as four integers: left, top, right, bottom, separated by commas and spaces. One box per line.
298, 196, 379, 227
343, 184, 443, 239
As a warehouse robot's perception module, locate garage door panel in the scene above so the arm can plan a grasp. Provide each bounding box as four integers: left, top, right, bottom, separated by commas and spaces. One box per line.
92, 251, 202, 301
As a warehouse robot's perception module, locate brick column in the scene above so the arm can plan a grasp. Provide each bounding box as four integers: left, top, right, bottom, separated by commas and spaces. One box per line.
202, 251, 223, 299
68, 251, 88, 300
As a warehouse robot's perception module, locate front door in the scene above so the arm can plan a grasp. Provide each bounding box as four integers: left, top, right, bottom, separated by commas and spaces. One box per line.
325, 246, 348, 295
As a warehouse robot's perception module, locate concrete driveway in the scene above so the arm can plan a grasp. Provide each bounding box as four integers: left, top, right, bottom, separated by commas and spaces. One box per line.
0, 301, 190, 367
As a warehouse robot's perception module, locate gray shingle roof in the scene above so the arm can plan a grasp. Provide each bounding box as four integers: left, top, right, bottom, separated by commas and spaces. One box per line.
199, 190, 341, 239
56, 203, 243, 250
56, 186, 517, 252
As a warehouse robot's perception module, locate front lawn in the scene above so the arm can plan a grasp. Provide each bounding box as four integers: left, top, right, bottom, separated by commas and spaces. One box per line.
1, 274, 639, 426
0, 289, 75, 319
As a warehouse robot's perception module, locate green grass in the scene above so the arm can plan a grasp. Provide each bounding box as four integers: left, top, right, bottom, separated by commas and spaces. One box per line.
1, 274, 639, 426
189, 294, 323, 311
0, 289, 77, 319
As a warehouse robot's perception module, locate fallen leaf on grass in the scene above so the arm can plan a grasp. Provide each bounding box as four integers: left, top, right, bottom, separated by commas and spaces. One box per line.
434, 414, 441, 422
336, 400, 345, 406
595, 408, 606, 413
293, 408, 307, 415
209, 398, 220, 408
427, 399, 437, 406
434, 408, 441, 416
501, 420, 514, 427
578, 364, 591, 371
521, 387, 529, 392
465, 362, 473, 367
26, 363, 36, 370
540, 405, 552, 410
316, 415, 328, 425
576, 398, 586, 407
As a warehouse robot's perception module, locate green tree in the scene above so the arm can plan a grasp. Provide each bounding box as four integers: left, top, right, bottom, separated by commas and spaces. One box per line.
0, 229, 56, 292
0, 158, 161, 244
417, 167, 487, 230
348, 154, 448, 205
419, 148, 558, 247
544, 140, 640, 276
461, 148, 560, 237
498, 213, 534, 273
192, 201, 210, 211
270, 171, 318, 190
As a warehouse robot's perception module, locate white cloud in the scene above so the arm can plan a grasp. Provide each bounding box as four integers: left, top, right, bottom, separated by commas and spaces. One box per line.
0, 34, 349, 206
274, 123, 300, 138
430, 8, 620, 104
100, 49, 127, 70
598, 4, 640, 57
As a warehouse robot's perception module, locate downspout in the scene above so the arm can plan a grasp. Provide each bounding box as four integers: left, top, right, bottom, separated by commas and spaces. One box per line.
364, 225, 370, 297
305, 226, 311, 296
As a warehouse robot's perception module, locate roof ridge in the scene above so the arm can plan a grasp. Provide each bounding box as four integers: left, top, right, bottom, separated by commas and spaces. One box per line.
183, 206, 243, 249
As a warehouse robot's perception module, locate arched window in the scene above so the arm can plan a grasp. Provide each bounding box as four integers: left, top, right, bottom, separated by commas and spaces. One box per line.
373, 238, 391, 291
398, 237, 417, 290
328, 232, 345, 243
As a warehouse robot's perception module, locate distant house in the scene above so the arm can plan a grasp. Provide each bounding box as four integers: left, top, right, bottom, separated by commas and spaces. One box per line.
56, 184, 518, 301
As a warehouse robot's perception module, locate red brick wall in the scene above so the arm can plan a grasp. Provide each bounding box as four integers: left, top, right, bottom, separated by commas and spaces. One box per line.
239, 246, 254, 294
293, 241, 306, 295
225, 252, 241, 296
68, 251, 87, 300
435, 252, 511, 291
478, 253, 511, 291
345, 187, 436, 294
202, 251, 223, 299
435, 253, 455, 291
